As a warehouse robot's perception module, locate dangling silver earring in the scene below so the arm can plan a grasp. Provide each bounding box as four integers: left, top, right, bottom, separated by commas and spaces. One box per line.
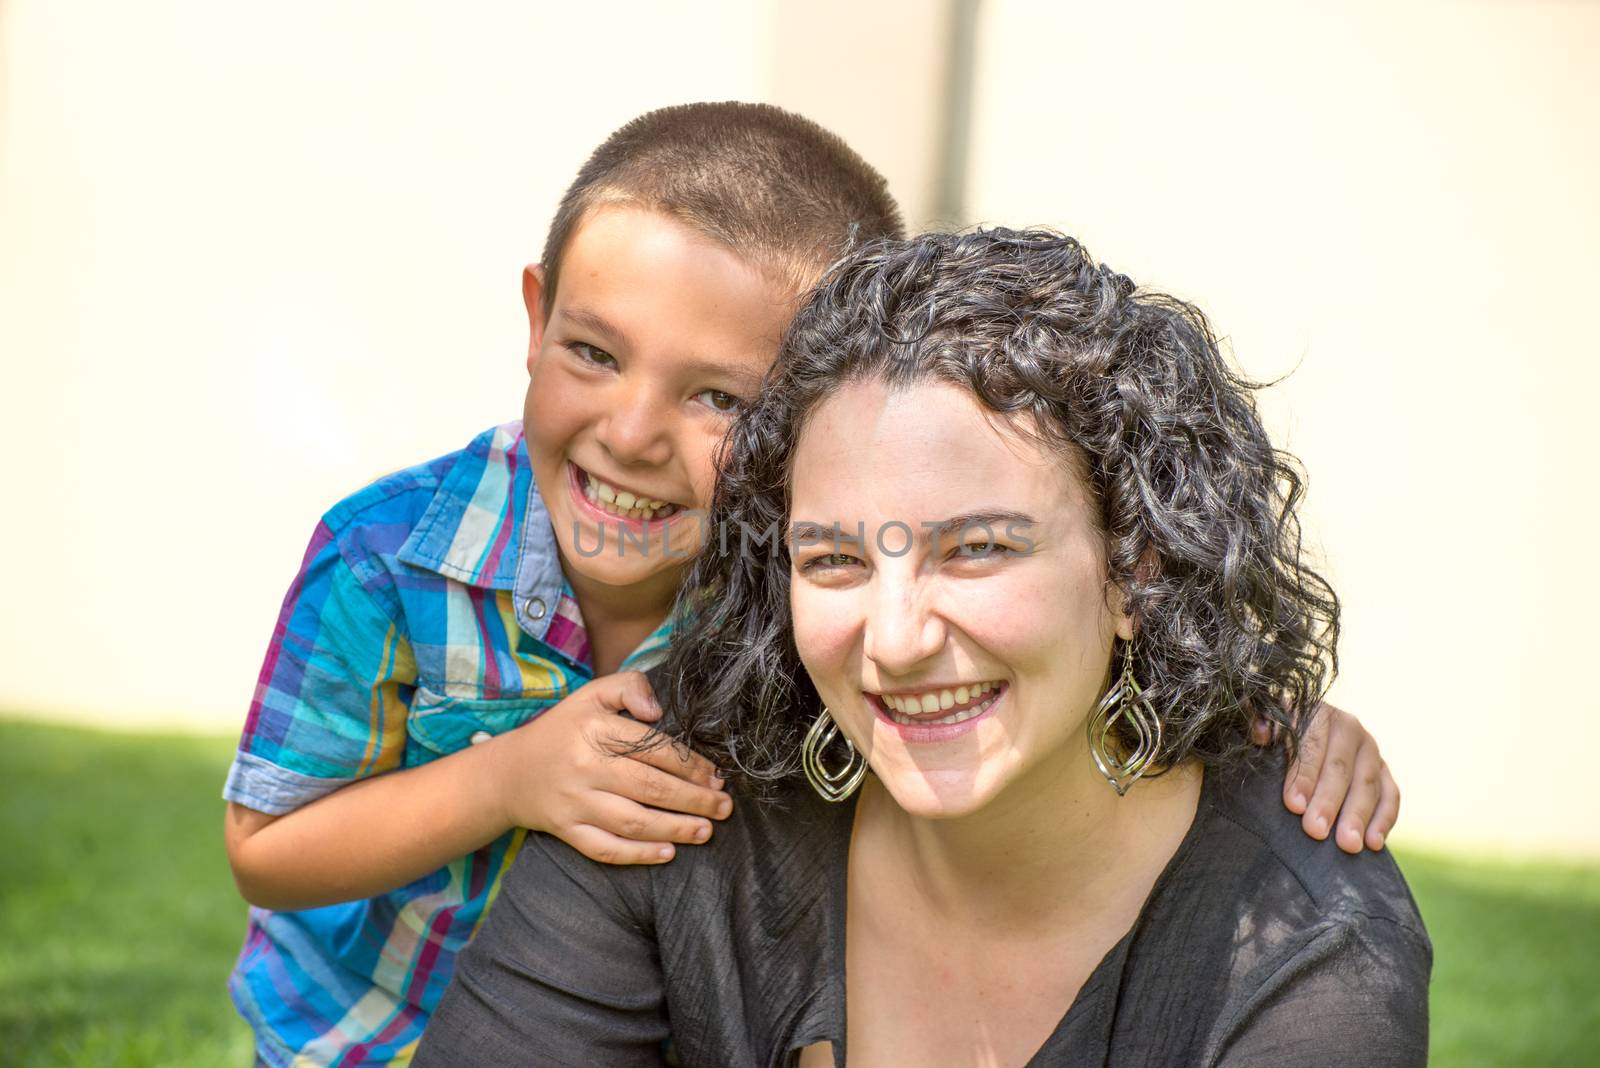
801, 707, 868, 802
1087, 640, 1163, 796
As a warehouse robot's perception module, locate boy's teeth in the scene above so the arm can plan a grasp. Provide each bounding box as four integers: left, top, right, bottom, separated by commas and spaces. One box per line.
582, 471, 679, 520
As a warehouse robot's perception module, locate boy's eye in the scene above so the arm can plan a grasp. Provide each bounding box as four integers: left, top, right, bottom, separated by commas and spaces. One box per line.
695, 389, 745, 414
570, 342, 617, 368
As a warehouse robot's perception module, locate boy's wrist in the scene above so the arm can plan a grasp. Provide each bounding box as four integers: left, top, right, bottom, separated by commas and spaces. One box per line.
476, 727, 535, 835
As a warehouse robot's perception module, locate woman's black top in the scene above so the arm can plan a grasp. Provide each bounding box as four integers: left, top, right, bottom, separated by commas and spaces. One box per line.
417, 756, 1430, 1067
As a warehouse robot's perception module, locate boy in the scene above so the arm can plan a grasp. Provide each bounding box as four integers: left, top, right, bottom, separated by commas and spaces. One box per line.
223, 102, 1397, 1065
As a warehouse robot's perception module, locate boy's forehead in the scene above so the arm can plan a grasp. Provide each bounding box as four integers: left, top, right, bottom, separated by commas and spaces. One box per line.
552, 204, 798, 374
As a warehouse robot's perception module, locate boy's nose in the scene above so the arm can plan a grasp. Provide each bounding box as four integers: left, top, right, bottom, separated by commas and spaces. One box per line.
595, 388, 674, 468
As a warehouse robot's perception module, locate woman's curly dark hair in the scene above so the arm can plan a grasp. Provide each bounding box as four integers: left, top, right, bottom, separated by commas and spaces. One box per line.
657, 228, 1338, 789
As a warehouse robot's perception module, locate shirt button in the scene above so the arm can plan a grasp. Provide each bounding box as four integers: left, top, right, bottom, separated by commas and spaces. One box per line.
469, 730, 493, 746
525, 596, 547, 621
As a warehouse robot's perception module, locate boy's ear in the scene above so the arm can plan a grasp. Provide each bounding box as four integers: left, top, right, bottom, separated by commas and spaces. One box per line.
522, 264, 548, 370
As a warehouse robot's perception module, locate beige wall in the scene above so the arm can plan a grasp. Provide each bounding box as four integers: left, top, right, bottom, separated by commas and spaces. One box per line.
769, 0, 956, 231
0, 6, 721, 727
965, 1, 1600, 857
3, 1, 1595, 856
0, 0, 946, 729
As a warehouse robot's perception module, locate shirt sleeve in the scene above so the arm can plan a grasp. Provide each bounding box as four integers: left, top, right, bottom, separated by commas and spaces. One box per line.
1211, 915, 1432, 1067
414, 831, 671, 1067
222, 518, 418, 815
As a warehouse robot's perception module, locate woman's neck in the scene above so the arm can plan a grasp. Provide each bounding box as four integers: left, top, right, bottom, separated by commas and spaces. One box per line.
856, 752, 1203, 935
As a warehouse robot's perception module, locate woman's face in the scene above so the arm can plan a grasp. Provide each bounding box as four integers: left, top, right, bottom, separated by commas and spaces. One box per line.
789, 378, 1132, 818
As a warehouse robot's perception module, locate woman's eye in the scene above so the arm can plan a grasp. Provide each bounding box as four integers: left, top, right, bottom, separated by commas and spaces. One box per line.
695, 389, 745, 414
803, 553, 860, 571
958, 541, 1010, 558
570, 342, 617, 368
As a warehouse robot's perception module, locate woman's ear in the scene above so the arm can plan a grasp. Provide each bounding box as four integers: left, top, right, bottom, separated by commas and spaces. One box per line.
1111, 588, 1136, 643
1114, 609, 1136, 643
1104, 580, 1137, 642
1110, 545, 1159, 642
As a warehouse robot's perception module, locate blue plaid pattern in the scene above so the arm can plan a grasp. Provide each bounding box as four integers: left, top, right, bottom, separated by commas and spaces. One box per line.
223, 421, 673, 1065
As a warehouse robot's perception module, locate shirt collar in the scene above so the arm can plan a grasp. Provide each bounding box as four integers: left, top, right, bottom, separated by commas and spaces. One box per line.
397, 421, 565, 642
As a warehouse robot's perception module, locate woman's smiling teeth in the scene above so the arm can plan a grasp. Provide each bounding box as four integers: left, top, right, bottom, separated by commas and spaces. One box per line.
580, 468, 681, 520
879, 682, 1003, 726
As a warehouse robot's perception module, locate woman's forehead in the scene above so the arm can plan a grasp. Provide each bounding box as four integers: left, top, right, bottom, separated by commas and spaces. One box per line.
790, 379, 1093, 517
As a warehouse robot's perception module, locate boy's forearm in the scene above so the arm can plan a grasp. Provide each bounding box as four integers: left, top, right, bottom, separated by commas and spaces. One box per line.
226, 740, 513, 911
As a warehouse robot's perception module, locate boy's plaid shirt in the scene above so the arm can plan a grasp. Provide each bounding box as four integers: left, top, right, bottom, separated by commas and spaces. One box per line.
223, 421, 673, 1066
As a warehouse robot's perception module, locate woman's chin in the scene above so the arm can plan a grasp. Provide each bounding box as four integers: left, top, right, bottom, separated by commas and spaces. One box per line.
872, 767, 999, 820
862, 721, 1013, 819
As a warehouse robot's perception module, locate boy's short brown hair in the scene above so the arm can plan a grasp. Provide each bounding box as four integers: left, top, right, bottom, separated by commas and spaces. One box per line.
540, 102, 905, 311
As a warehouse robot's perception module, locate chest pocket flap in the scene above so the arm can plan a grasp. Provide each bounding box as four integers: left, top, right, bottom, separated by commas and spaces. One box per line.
406, 686, 563, 763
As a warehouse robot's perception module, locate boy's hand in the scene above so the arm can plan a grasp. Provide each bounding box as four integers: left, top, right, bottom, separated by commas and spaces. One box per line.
1257, 701, 1399, 855
490, 671, 732, 866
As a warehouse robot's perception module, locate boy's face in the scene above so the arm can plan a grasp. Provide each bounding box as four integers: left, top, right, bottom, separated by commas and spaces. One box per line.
522, 205, 796, 603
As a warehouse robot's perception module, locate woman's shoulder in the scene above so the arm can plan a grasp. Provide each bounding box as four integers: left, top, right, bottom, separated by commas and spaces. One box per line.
641, 685, 855, 908
646, 774, 852, 1063
517, 768, 850, 907
466, 777, 850, 1066
1120, 758, 1432, 1066
1198, 757, 1428, 941
657, 771, 852, 903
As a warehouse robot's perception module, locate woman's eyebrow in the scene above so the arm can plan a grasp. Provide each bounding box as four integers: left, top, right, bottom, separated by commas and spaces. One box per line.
787, 512, 1038, 548
788, 520, 855, 546
931, 510, 1037, 538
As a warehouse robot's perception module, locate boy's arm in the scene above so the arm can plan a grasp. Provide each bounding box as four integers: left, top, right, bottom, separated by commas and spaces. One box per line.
226, 731, 508, 911
225, 671, 727, 911
223, 524, 728, 912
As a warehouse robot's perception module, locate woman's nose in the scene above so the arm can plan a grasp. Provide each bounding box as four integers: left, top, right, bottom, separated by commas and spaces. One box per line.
862, 577, 944, 676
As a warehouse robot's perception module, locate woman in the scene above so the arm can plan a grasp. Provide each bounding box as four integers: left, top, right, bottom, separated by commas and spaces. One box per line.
417, 230, 1429, 1066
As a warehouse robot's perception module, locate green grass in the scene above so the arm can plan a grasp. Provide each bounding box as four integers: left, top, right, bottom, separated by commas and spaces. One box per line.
1396, 846, 1600, 1066
1, 717, 1597, 1066
0, 718, 252, 1066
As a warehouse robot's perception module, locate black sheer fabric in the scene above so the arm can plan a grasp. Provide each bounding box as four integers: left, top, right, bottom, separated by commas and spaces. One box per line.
418, 754, 1429, 1067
